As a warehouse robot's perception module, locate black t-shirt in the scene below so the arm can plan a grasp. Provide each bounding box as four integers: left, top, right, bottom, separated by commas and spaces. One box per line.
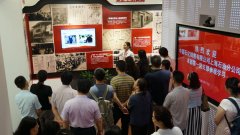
30, 83, 52, 110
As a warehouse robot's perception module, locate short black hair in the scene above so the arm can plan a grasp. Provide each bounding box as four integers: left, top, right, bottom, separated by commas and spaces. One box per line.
38, 70, 47, 82
161, 60, 171, 70
151, 55, 161, 68
14, 116, 37, 135
225, 77, 240, 96
159, 47, 169, 57
138, 50, 147, 60
173, 71, 184, 84
116, 60, 126, 72
77, 79, 92, 94
61, 71, 73, 85
154, 106, 174, 129
94, 68, 105, 81
14, 76, 27, 89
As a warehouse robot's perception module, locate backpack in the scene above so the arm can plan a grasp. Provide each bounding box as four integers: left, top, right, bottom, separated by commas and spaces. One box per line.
89, 86, 114, 129
224, 98, 240, 135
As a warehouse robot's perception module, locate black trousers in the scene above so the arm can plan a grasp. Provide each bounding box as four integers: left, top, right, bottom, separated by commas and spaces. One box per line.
70, 126, 96, 135
131, 125, 148, 135
113, 104, 130, 135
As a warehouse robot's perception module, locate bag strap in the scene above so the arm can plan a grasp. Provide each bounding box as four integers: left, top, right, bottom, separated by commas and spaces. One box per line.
89, 90, 98, 102
224, 114, 231, 129
89, 85, 109, 101
103, 85, 109, 100
227, 98, 240, 114
224, 98, 240, 129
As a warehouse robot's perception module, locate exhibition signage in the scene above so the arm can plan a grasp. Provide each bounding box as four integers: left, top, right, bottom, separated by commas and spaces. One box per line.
106, 0, 162, 5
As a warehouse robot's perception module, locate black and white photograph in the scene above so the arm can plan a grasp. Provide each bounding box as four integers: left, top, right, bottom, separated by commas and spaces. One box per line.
132, 11, 153, 28
31, 43, 54, 55
199, 14, 216, 27
28, 5, 52, 21
29, 21, 53, 43
56, 53, 86, 72
52, 6, 68, 25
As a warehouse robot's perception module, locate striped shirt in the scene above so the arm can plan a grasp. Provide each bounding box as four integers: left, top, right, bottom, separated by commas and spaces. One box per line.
110, 74, 134, 103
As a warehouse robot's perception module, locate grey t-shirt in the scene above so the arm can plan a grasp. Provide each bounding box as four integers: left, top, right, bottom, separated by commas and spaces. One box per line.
88, 84, 114, 100
163, 86, 190, 130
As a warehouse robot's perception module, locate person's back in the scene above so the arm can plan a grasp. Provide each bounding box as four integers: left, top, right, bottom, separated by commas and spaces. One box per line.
88, 68, 115, 129
31, 83, 52, 110
145, 55, 171, 105
15, 76, 42, 119
137, 50, 150, 78
51, 85, 77, 113
89, 84, 114, 100
110, 60, 134, 135
61, 79, 103, 135
30, 70, 52, 110
215, 77, 240, 135
111, 74, 134, 103
163, 71, 189, 131
51, 71, 77, 121
15, 91, 41, 118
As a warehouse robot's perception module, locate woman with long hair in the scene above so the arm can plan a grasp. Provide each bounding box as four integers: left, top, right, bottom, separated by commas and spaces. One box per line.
152, 106, 182, 135
185, 72, 202, 135
137, 50, 150, 78
215, 77, 240, 135
128, 78, 152, 135
125, 56, 140, 80
14, 116, 39, 135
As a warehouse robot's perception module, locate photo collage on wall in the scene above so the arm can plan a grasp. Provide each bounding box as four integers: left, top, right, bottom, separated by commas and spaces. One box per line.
25, 4, 162, 75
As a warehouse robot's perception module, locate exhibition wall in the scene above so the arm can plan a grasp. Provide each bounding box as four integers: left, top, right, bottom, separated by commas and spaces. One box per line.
23, 1, 162, 77
0, 0, 162, 132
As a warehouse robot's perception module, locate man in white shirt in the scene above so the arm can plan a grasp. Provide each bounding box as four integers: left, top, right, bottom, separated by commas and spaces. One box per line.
51, 71, 77, 122
163, 71, 189, 132
15, 76, 42, 118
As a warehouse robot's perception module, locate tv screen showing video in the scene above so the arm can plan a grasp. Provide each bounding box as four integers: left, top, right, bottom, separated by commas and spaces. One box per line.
61, 28, 96, 49
176, 24, 240, 104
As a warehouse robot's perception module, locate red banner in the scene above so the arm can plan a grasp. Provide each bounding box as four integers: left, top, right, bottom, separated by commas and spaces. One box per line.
178, 27, 240, 102
132, 28, 152, 54
103, 7, 131, 29
86, 51, 113, 70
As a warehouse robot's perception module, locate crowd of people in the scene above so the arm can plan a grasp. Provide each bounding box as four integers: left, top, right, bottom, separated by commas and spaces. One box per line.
13, 47, 240, 135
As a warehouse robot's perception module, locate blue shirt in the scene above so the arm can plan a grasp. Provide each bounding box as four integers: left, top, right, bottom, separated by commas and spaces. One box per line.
188, 87, 202, 108
145, 69, 171, 105
88, 84, 114, 100
15, 90, 42, 118
128, 91, 152, 126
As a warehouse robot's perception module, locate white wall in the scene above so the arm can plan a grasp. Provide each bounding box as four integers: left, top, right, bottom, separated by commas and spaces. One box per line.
0, 0, 31, 131
0, 37, 13, 135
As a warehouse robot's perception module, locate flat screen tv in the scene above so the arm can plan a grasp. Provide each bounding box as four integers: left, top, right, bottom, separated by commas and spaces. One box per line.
61, 28, 96, 49
176, 24, 240, 105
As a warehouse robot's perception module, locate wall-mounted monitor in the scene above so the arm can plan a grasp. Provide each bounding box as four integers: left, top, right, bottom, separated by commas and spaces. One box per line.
61, 28, 96, 49
176, 24, 240, 105
53, 25, 102, 53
